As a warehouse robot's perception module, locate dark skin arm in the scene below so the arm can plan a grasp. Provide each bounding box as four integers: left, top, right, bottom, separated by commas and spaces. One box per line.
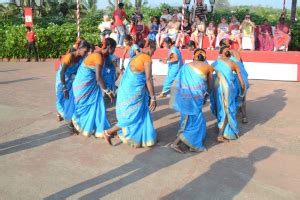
60, 63, 71, 99
161, 53, 179, 64
144, 61, 156, 111
95, 59, 115, 102
112, 59, 123, 79
232, 62, 246, 95
121, 48, 129, 69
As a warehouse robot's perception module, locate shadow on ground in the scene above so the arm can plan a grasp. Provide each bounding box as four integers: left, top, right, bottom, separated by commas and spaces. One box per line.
44, 146, 194, 200
0, 77, 39, 85
160, 146, 276, 200
0, 125, 72, 156
240, 89, 287, 136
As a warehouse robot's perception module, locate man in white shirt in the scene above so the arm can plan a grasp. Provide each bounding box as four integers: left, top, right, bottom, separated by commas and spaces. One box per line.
173, 8, 183, 22
160, 8, 172, 22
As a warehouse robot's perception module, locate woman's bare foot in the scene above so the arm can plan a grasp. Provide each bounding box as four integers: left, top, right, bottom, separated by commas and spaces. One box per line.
170, 144, 185, 154
103, 130, 112, 145
56, 114, 63, 122
157, 93, 167, 99
217, 136, 230, 143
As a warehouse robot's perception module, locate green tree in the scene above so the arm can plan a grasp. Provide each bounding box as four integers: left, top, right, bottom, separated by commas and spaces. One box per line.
214, 0, 231, 10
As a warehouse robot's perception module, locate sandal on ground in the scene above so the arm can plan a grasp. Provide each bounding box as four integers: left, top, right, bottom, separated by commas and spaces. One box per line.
103, 130, 112, 146
170, 144, 185, 154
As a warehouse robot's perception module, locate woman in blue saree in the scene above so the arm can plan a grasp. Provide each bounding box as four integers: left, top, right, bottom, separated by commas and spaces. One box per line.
158, 37, 183, 98
102, 41, 157, 148
219, 39, 249, 123
210, 46, 246, 142
72, 38, 116, 137
121, 35, 141, 70
102, 54, 123, 93
169, 49, 213, 153
55, 40, 90, 126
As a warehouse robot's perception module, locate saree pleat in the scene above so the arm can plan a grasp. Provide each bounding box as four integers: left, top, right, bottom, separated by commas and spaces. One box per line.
55, 60, 81, 121
210, 60, 239, 139
116, 59, 156, 147
162, 47, 183, 94
72, 62, 110, 137
170, 63, 207, 151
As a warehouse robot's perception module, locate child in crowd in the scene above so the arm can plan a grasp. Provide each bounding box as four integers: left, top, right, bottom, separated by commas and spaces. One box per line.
230, 24, 242, 50
206, 22, 216, 50
148, 16, 159, 41
130, 17, 138, 42
191, 15, 206, 48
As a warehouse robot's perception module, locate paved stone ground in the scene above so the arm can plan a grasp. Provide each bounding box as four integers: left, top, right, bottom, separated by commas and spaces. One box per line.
0, 62, 300, 200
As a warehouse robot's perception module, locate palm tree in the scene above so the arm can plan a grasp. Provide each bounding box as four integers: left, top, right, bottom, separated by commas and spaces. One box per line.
134, 0, 148, 8
0, 3, 19, 17
291, 0, 297, 25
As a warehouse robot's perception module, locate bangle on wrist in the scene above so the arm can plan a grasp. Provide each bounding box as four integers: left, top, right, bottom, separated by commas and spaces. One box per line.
150, 96, 156, 101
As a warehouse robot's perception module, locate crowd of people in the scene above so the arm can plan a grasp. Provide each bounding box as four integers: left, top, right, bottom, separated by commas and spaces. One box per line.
55, 34, 249, 153
98, 1, 291, 52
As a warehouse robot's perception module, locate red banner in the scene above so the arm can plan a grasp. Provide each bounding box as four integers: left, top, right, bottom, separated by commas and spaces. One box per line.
24, 7, 33, 27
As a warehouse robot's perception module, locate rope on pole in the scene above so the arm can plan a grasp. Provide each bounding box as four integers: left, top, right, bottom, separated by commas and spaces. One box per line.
77, 0, 80, 40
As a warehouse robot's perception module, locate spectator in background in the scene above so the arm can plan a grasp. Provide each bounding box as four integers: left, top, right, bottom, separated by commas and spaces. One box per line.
230, 24, 242, 50
26, 26, 38, 62
190, 0, 208, 24
240, 15, 256, 50
129, 16, 138, 42
258, 19, 274, 51
98, 15, 112, 43
164, 15, 181, 43
112, 3, 131, 47
132, 7, 143, 19
191, 15, 206, 48
148, 16, 159, 41
156, 18, 168, 48
216, 16, 229, 49
136, 15, 145, 43
176, 16, 191, 48
160, 8, 172, 22
206, 21, 216, 50
229, 15, 240, 31
173, 8, 183, 22
274, 16, 290, 52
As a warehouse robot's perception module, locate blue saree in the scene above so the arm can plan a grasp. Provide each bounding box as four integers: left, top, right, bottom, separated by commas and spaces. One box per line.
72, 61, 110, 137
170, 63, 208, 151
210, 60, 239, 140
230, 56, 249, 108
102, 54, 117, 92
129, 44, 140, 59
116, 57, 156, 147
162, 46, 183, 95
55, 59, 81, 121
